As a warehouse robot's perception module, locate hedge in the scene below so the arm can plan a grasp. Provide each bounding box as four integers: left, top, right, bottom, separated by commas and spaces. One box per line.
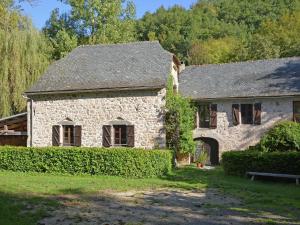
222, 150, 300, 176
0, 146, 173, 178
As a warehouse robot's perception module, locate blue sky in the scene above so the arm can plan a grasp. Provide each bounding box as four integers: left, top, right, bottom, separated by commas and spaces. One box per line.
20, 0, 197, 29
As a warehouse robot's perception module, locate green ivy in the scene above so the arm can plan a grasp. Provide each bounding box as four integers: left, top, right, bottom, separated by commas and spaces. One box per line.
0, 147, 172, 178
165, 75, 196, 154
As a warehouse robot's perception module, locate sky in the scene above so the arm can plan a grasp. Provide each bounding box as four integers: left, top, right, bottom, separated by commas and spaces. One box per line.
20, 0, 197, 29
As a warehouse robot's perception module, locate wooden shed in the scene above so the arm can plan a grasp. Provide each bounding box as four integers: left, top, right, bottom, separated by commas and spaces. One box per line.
0, 112, 27, 146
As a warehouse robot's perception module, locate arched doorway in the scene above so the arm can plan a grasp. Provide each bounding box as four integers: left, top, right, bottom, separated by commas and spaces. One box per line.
194, 137, 219, 165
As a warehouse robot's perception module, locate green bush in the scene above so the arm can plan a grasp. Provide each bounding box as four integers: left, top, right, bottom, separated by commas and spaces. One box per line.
222, 150, 300, 176
258, 121, 300, 152
0, 147, 173, 178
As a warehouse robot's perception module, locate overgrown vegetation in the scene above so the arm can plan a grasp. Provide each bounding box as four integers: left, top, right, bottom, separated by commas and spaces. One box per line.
258, 121, 300, 152
0, 147, 172, 178
165, 76, 195, 155
222, 150, 300, 176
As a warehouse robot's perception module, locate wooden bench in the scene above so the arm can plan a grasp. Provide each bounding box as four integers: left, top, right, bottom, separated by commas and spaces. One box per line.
246, 172, 300, 185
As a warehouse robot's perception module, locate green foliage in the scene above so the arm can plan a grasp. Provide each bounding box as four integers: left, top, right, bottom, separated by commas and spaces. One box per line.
252, 12, 300, 58
44, 0, 137, 57
258, 121, 300, 152
165, 75, 196, 154
0, 146, 172, 178
51, 29, 77, 60
222, 150, 300, 176
0, 4, 51, 117
188, 37, 245, 65
195, 151, 208, 164
136, 0, 300, 64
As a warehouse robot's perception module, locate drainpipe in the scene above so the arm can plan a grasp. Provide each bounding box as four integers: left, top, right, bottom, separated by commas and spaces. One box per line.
22, 95, 33, 147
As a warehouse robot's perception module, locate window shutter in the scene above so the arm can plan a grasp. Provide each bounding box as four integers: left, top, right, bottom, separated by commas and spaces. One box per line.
74, 125, 82, 147
254, 103, 262, 125
127, 125, 135, 147
102, 125, 111, 147
52, 125, 60, 146
210, 104, 217, 129
232, 104, 240, 126
194, 110, 198, 129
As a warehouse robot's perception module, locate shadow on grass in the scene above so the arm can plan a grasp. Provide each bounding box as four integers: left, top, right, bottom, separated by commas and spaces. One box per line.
161, 166, 300, 222
0, 192, 59, 225
1, 166, 299, 225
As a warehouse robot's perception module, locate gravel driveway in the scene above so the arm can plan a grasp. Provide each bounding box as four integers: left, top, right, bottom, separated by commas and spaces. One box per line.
38, 188, 300, 225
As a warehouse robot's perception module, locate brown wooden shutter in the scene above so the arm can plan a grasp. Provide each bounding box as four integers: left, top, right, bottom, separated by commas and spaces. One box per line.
254, 103, 262, 125
127, 125, 135, 147
102, 125, 111, 147
52, 125, 60, 146
232, 104, 240, 126
210, 104, 217, 129
74, 125, 82, 147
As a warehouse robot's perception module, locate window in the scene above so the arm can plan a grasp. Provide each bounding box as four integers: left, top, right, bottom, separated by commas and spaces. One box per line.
293, 101, 300, 122
241, 104, 253, 124
197, 104, 217, 128
113, 125, 127, 146
63, 125, 75, 146
198, 104, 210, 128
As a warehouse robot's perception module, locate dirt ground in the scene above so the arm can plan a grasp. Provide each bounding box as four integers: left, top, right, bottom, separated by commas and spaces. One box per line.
38, 188, 300, 225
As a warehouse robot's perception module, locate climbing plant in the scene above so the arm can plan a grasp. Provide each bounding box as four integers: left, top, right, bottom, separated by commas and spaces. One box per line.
165, 75, 196, 155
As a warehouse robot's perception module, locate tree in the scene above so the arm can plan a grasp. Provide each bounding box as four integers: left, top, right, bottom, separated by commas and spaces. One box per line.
188, 37, 246, 65
137, 0, 300, 63
51, 29, 77, 60
58, 0, 137, 44
136, 6, 190, 60
0, 3, 51, 117
43, 0, 137, 59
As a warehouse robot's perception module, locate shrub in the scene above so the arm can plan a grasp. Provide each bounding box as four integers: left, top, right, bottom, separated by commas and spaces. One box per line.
0, 147, 173, 178
222, 150, 300, 176
258, 121, 300, 152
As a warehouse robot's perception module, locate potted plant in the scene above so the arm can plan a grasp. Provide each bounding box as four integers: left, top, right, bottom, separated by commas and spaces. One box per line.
196, 151, 208, 168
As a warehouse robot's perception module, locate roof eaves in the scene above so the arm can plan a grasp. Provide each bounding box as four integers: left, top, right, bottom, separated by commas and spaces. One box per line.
190, 94, 300, 101
24, 85, 165, 96
0, 112, 27, 122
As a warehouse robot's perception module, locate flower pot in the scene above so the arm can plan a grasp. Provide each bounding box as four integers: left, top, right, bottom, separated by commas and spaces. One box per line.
196, 163, 203, 168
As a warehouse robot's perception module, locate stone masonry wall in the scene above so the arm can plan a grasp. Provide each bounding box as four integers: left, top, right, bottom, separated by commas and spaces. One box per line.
194, 97, 299, 155
28, 89, 166, 148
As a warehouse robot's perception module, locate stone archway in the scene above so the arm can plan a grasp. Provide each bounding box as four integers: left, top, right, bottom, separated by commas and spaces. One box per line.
194, 137, 219, 165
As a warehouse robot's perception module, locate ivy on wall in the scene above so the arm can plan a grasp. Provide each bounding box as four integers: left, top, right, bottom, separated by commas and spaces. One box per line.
165, 75, 196, 155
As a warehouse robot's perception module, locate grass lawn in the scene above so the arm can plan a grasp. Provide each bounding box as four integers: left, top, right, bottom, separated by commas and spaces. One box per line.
0, 166, 299, 225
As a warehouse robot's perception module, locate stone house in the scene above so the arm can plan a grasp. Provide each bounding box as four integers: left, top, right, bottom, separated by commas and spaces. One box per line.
24, 41, 181, 149
20, 41, 300, 165
179, 57, 300, 164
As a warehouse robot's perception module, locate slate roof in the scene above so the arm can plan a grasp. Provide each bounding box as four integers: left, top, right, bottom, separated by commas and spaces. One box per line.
179, 57, 300, 100
25, 41, 174, 95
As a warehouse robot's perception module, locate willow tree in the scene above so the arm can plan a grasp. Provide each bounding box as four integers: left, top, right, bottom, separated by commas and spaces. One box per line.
0, 4, 51, 117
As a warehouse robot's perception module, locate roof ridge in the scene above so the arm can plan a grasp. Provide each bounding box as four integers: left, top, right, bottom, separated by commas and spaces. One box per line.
186, 56, 300, 69
77, 41, 160, 48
